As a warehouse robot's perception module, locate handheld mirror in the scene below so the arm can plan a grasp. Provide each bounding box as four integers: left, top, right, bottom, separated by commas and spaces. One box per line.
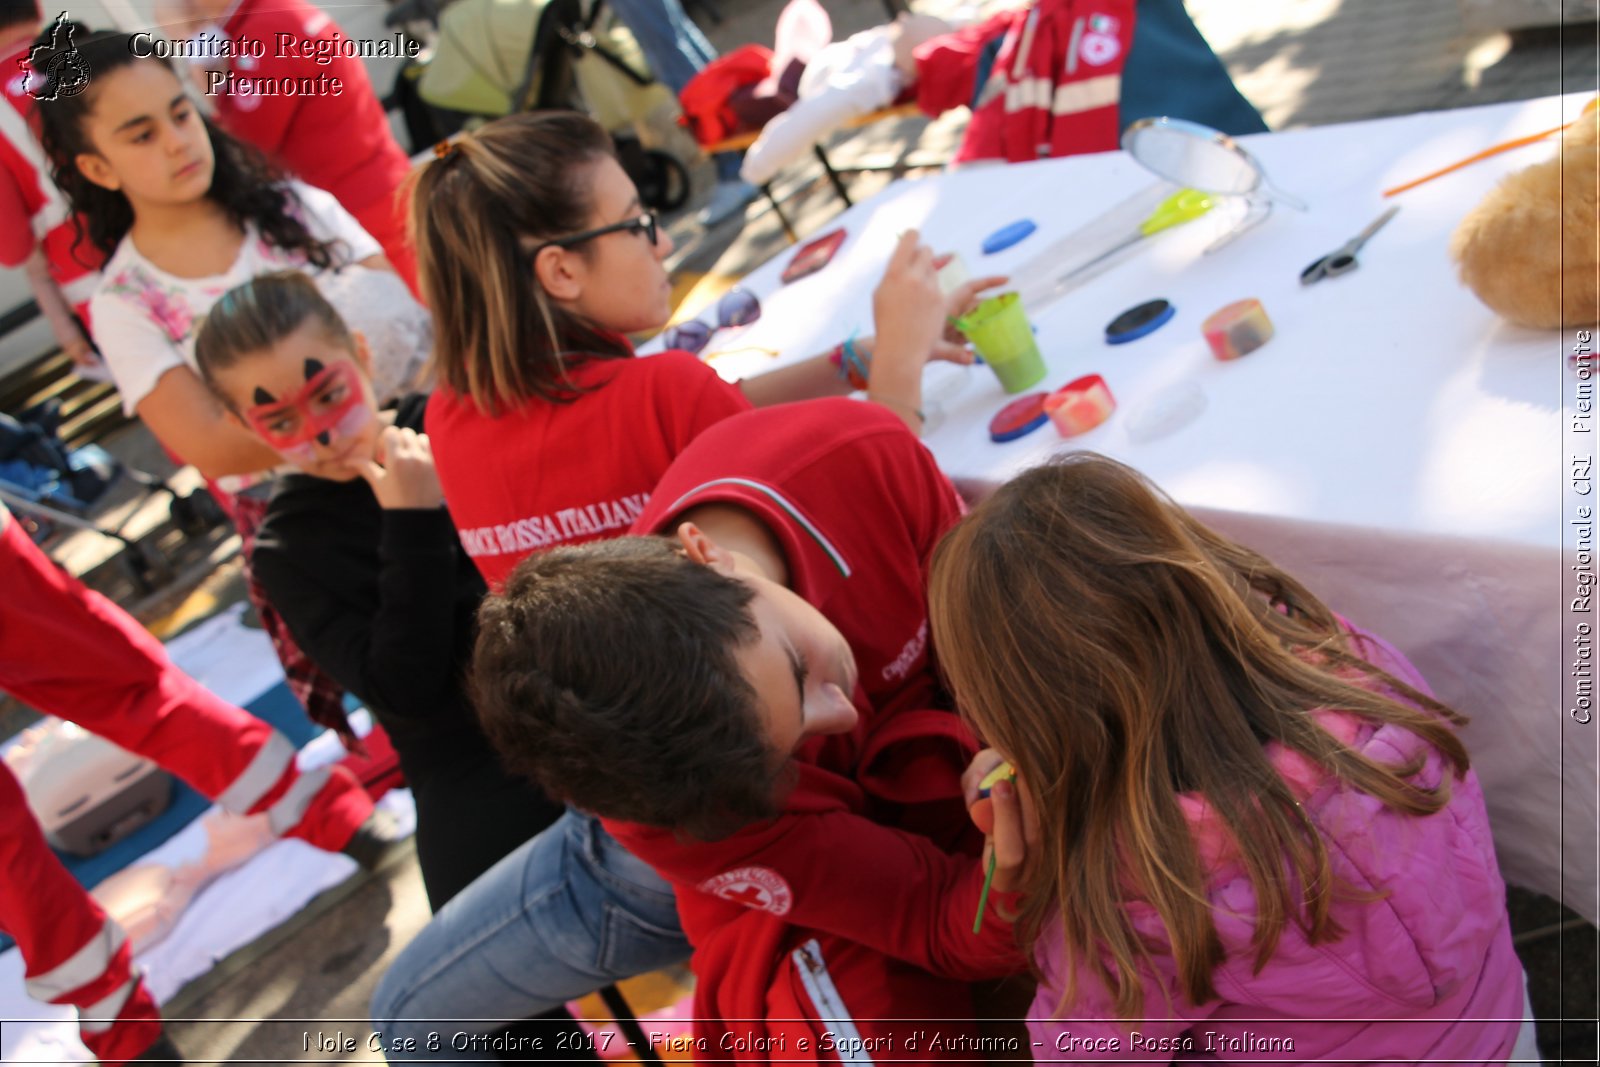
1121, 117, 1305, 249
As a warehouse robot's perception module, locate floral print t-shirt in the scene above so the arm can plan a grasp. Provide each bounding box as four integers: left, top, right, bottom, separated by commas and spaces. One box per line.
89, 180, 430, 417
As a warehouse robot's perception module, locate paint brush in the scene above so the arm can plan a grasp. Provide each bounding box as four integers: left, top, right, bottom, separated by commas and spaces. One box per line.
971, 762, 1015, 934
973, 850, 999, 934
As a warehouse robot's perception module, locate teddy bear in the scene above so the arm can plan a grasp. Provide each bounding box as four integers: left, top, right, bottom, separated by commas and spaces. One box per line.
1450, 100, 1599, 329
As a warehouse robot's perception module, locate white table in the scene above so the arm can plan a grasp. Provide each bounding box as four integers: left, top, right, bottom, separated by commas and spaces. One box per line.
658, 94, 1598, 924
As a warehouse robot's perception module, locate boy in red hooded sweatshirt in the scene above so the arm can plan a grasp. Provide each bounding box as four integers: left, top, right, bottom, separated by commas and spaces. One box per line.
467, 394, 1027, 1060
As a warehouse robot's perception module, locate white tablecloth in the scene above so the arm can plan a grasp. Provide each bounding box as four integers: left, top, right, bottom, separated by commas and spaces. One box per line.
661, 94, 1598, 923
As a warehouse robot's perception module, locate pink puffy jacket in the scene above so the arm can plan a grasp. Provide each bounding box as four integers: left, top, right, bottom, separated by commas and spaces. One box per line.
1027, 625, 1526, 1064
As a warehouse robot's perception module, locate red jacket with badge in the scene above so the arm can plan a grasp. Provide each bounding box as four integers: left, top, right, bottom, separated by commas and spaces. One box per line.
914, 0, 1136, 164
603, 400, 1025, 1061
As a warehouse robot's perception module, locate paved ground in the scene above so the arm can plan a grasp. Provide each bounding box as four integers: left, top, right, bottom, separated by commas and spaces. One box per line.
2, 0, 1595, 1063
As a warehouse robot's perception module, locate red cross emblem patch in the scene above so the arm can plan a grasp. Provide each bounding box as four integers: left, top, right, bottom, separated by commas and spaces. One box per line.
697, 866, 794, 916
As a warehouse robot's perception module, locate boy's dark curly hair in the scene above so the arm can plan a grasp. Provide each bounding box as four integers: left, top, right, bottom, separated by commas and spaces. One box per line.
472, 536, 790, 841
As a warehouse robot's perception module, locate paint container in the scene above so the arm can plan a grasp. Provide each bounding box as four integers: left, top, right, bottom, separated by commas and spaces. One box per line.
956, 293, 1048, 394
1202, 298, 1274, 360
1044, 374, 1116, 436
988, 392, 1051, 443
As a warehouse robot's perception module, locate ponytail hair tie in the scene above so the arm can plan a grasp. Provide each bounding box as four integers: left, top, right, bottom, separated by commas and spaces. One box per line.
433, 139, 459, 161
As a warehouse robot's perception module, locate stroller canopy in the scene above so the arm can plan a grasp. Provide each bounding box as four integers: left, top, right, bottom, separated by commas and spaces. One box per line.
421, 0, 580, 116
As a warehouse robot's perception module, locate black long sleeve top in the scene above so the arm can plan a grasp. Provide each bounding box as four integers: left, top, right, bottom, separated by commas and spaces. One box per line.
250, 396, 562, 907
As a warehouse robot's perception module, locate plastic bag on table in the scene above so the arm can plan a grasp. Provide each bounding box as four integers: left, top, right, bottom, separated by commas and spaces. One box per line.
1009, 181, 1249, 313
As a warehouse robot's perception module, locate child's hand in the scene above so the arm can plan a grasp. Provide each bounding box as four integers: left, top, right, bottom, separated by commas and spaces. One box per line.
938, 260, 1009, 351
351, 427, 444, 510
60, 332, 97, 370
871, 237, 1009, 369
871, 230, 949, 373
853, 330, 976, 371
984, 775, 1028, 894
963, 749, 1030, 894
962, 748, 1010, 817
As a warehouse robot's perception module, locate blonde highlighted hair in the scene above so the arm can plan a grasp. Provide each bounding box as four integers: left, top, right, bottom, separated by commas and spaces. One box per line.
407, 112, 629, 416
928, 453, 1470, 1022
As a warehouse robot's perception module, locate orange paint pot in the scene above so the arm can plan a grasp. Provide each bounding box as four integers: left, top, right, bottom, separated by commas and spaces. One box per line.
1044, 374, 1116, 436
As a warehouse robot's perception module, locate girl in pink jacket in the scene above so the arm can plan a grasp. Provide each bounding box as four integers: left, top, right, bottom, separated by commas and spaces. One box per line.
928, 453, 1532, 1064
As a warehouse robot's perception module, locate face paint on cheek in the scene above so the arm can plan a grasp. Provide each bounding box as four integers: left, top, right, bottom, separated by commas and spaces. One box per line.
276, 439, 320, 465
242, 362, 370, 458
278, 401, 374, 468
324, 402, 374, 452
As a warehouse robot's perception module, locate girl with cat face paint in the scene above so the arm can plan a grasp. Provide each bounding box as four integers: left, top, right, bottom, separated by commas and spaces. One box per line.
33, 25, 432, 742
192, 275, 587, 970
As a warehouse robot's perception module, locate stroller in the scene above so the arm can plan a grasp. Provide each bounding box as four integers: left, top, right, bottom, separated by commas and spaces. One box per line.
0, 272, 235, 594
0, 397, 227, 596
387, 0, 692, 212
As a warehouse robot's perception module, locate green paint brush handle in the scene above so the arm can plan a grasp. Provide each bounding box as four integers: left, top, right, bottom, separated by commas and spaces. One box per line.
1138, 188, 1215, 237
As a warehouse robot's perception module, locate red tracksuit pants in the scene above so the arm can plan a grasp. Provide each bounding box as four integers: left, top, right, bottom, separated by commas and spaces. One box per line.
0, 510, 374, 1059
0, 761, 161, 1063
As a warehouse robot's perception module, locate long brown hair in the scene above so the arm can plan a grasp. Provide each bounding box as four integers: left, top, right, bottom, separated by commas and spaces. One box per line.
34, 27, 336, 271
406, 112, 630, 416
928, 453, 1470, 1021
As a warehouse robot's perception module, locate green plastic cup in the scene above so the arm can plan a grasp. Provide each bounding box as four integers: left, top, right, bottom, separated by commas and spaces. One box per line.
955, 293, 1047, 394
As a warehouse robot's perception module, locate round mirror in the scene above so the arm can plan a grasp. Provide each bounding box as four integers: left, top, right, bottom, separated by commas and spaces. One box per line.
1121, 117, 1264, 196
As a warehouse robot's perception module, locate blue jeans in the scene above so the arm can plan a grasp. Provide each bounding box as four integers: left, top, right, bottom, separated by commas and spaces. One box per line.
605, 0, 744, 183
370, 809, 690, 1059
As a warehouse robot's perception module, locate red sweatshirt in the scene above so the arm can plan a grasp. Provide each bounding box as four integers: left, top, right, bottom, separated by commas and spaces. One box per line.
427, 350, 751, 589
212, 0, 417, 289
605, 399, 1025, 1060
0, 40, 102, 323
915, 0, 1137, 164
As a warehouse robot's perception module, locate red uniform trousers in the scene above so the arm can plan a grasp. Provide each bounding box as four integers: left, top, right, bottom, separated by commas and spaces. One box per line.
0, 510, 375, 1057
0, 512, 373, 845
0, 762, 162, 1063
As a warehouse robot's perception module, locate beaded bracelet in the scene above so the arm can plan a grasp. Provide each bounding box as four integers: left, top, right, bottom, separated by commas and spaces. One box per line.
829, 336, 871, 391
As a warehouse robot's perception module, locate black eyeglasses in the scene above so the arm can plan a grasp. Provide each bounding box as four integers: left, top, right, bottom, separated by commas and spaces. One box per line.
534, 212, 659, 255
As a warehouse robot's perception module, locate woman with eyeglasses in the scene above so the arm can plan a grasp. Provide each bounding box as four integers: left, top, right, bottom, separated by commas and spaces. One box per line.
410, 111, 1001, 590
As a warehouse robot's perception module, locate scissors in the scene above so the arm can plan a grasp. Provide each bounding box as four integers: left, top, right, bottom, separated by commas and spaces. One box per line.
1300, 206, 1399, 285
